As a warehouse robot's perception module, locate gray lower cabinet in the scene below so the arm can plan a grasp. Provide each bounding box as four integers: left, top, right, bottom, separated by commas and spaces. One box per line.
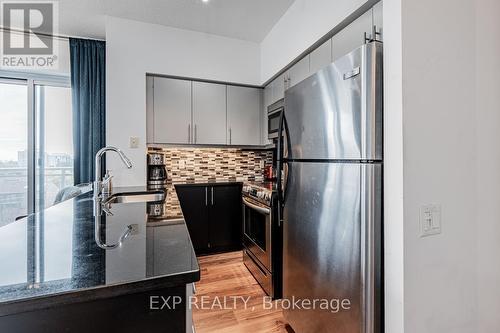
186, 283, 194, 333
332, 9, 373, 61
310, 39, 333, 74
192, 82, 227, 145
153, 77, 192, 144
227, 86, 262, 145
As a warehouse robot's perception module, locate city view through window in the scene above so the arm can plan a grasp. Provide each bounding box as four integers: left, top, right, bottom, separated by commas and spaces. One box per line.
0, 80, 73, 227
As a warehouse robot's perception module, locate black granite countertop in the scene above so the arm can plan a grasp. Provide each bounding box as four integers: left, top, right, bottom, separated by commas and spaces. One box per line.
0, 187, 200, 316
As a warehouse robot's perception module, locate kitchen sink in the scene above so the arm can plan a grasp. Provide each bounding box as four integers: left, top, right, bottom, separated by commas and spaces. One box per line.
103, 190, 165, 205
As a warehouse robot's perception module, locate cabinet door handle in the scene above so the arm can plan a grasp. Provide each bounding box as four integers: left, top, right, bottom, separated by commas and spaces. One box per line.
229, 127, 232, 145
211, 187, 214, 206
188, 124, 191, 143
205, 187, 208, 206
195, 124, 197, 144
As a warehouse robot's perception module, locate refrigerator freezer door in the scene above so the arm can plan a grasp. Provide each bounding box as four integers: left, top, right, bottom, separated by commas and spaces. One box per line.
283, 161, 382, 333
284, 42, 382, 161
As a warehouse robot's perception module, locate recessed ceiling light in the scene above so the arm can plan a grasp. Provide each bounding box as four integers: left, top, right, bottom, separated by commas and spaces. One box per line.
201, 0, 209, 3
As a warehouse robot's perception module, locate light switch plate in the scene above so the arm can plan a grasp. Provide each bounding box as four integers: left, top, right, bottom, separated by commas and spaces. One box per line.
420, 204, 442, 237
129, 136, 139, 149
130, 224, 139, 235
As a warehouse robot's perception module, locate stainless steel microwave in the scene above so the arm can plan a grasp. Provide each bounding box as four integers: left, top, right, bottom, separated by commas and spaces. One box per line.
267, 99, 284, 140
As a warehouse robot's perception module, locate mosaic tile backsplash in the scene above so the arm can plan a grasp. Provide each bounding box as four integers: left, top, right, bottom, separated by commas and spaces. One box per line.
148, 147, 273, 220
156, 147, 273, 183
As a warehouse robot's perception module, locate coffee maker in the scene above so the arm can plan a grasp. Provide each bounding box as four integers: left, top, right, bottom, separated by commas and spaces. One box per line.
147, 152, 168, 187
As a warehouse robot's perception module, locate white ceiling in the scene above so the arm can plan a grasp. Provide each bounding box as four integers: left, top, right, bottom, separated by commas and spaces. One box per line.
58, 0, 295, 42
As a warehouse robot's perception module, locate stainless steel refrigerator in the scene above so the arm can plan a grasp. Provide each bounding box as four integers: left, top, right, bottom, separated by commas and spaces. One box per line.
278, 41, 383, 333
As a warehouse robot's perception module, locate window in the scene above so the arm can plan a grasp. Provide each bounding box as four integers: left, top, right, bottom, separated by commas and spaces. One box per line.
0, 73, 72, 226
0, 79, 28, 227
35, 84, 73, 211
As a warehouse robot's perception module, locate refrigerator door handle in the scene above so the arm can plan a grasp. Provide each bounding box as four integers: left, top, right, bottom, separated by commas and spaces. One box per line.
277, 110, 291, 206
283, 162, 290, 204
277, 111, 285, 204
360, 164, 382, 333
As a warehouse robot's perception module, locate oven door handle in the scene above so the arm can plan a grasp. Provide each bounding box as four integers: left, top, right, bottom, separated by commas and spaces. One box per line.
242, 197, 270, 215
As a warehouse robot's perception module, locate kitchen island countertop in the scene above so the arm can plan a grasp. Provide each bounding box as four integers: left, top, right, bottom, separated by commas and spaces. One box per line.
0, 187, 200, 317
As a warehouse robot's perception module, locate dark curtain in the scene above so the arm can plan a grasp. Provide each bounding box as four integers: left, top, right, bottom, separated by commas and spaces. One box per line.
69, 38, 106, 185
69, 38, 106, 286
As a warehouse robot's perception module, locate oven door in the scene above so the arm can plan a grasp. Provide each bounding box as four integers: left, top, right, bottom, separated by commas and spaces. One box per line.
242, 196, 272, 271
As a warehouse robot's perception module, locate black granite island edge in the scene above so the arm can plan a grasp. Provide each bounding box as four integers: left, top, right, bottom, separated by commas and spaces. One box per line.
0, 268, 200, 317
0, 186, 200, 327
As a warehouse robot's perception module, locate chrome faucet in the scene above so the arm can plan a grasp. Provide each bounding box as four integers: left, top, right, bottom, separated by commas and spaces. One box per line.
93, 146, 132, 216
93, 146, 133, 250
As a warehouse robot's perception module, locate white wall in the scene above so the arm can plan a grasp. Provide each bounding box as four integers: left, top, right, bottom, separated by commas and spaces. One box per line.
382, 0, 405, 331
260, 0, 369, 82
383, 0, 500, 332
476, 0, 500, 331
106, 16, 260, 186
401, 0, 477, 331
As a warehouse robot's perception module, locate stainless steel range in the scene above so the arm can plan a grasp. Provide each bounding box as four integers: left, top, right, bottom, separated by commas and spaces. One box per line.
241, 182, 282, 299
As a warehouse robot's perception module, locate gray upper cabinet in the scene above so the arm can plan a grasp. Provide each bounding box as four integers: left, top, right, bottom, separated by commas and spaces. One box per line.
264, 83, 272, 110
310, 39, 333, 74
153, 77, 192, 144
192, 82, 227, 145
287, 55, 310, 89
227, 86, 262, 146
332, 9, 373, 61
146, 76, 154, 143
271, 72, 286, 103
373, 1, 383, 41
148, 76, 264, 146
263, 84, 273, 143
260, 3, 382, 138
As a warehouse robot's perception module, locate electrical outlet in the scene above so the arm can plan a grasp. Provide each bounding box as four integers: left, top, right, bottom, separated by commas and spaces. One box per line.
420, 204, 442, 237
129, 136, 139, 149
178, 160, 185, 169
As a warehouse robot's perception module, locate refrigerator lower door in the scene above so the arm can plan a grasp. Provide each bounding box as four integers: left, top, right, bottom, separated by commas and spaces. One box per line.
283, 161, 382, 333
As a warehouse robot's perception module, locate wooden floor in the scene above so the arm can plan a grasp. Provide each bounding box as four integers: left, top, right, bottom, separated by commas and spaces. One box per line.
192, 251, 290, 333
